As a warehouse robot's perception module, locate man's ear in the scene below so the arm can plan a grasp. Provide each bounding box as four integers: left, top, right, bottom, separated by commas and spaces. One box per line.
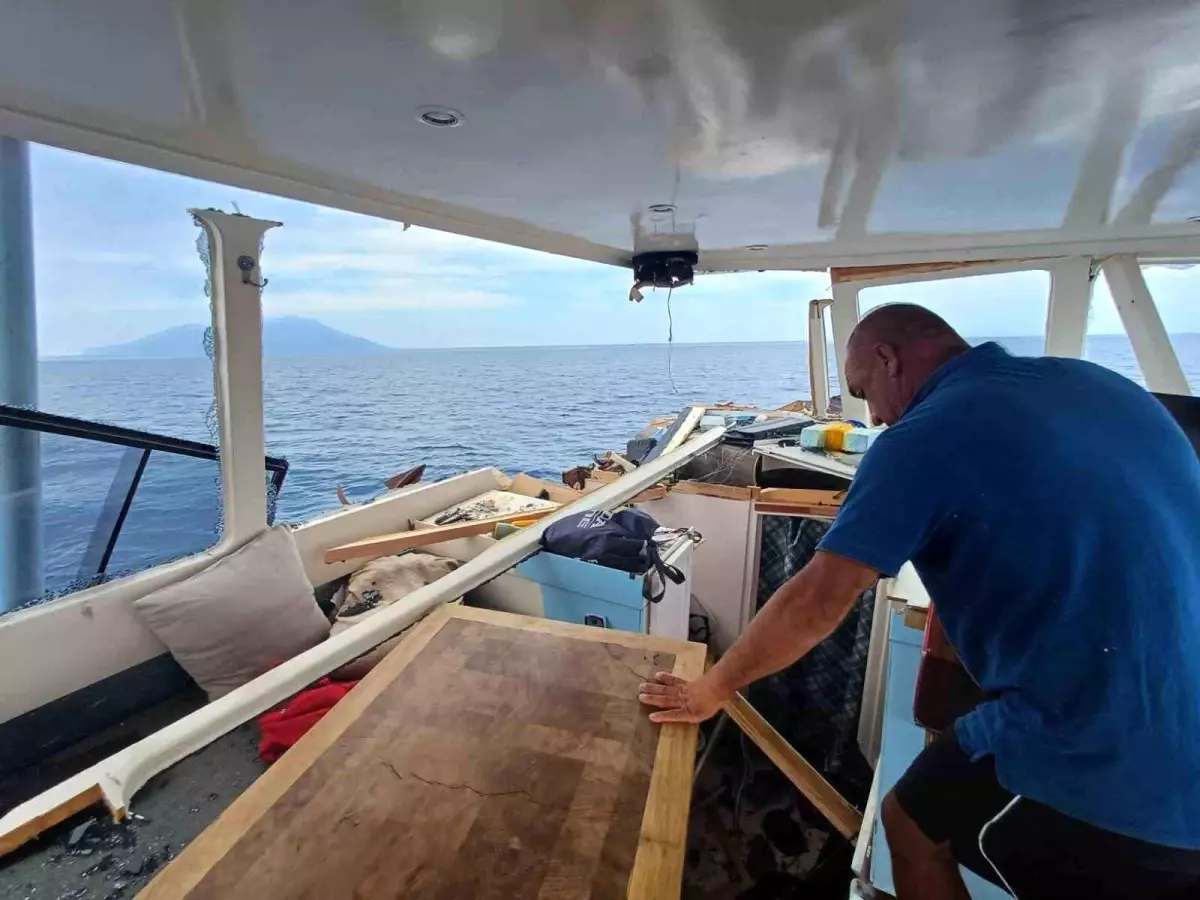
876, 342, 901, 375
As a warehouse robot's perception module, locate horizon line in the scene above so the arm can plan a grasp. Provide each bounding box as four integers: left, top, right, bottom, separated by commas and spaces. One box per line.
41, 331, 1200, 360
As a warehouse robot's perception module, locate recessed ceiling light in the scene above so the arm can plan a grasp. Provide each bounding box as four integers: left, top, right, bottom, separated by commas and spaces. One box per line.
417, 106, 464, 128
648, 203, 676, 214
745, 244, 769, 251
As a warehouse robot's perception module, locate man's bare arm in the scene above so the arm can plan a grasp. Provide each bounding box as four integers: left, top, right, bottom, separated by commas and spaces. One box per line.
638, 550, 880, 723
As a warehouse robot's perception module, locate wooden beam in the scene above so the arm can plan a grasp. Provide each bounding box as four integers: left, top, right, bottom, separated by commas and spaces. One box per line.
666, 481, 756, 502
724, 693, 862, 839
324, 507, 557, 564
829, 258, 1045, 285
627, 627, 707, 900
605, 450, 636, 473
754, 503, 839, 519
757, 488, 844, 507
754, 488, 844, 518
630, 485, 668, 503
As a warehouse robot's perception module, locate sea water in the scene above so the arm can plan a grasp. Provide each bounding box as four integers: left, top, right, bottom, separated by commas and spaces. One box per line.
22, 335, 1200, 596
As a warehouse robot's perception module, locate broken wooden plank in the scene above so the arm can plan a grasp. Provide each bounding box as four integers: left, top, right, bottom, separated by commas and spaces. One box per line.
667, 481, 756, 502
384, 464, 426, 490
829, 258, 1046, 285
0, 428, 726, 859
324, 508, 557, 564
140, 606, 707, 900
754, 488, 845, 518
605, 450, 636, 473
756, 488, 845, 507
754, 502, 840, 519
506, 472, 583, 505
630, 484, 668, 503
724, 693, 862, 839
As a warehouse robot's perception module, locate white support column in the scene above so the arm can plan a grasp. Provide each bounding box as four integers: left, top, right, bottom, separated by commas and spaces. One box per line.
1044, 257, 1094, 359
831, 281, 869, 423
0, 137, 41, 611
1103, 255, 1191, 395
807, 299, 832, 417
190, 210, 281, 545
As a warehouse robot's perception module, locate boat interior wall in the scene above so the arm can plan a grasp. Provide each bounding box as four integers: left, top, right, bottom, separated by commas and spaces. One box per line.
0, 653, 191, 779
6, 2, 1200, 269
0, 548, 235, 728
0, 211, 284, 729
0, 429, 724, 857
636, 490, 759, 654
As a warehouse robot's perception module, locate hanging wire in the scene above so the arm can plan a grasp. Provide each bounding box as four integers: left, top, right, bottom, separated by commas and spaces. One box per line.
666, 284, 680, 394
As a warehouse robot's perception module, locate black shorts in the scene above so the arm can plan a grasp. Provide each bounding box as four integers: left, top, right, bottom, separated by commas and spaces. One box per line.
892, 730, 1200, 899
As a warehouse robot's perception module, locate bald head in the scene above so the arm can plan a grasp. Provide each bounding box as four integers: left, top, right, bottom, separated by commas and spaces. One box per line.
849, 303, 968, 355
844, 303, 970, 425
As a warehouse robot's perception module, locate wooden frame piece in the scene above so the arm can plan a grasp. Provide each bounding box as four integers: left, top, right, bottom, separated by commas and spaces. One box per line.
754, 488, 845, 518
141, 605, 707, 900
0, 427, 726, 859
323, 507, 558, 564
724, 693, 862, 839
605, 450, 636, 473
667, 481, 755, 502
829, 258, 1043, 285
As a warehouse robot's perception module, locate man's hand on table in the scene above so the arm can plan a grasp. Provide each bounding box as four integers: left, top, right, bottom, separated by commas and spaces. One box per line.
637, 671, 729, 724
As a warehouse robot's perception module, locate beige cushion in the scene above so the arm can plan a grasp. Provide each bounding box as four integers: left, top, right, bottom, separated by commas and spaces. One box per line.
133, 525, 330, 699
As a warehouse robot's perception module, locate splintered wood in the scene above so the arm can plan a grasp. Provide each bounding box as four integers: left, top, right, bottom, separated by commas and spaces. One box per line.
140, 606, 705, 900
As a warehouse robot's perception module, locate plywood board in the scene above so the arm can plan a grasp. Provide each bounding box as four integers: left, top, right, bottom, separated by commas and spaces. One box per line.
140, 606, 706, 900
415, 489, 560, 528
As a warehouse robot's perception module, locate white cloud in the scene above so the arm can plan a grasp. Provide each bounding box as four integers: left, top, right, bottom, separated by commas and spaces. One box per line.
263, 286, 512, 313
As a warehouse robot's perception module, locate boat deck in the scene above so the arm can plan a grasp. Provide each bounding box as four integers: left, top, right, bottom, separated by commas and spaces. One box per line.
0, 696, 264, 900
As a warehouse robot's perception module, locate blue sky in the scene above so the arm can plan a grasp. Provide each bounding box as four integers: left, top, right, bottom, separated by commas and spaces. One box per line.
29, 144, 1200, 357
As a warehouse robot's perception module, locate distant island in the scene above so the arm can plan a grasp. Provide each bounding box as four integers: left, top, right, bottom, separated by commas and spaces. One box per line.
83, 316, 397, 359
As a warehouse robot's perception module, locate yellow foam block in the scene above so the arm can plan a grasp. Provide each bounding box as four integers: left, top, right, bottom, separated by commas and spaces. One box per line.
800, 422, 855, 451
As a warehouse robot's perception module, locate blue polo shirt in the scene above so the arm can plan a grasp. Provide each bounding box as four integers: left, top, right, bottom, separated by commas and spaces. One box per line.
820, 342, 1200, 848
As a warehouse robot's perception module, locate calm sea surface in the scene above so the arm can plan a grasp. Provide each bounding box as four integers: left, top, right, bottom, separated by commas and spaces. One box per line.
22, 335, 1200, 595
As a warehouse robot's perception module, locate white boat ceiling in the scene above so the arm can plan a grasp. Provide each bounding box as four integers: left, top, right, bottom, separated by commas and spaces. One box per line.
3, 0, 1200, 269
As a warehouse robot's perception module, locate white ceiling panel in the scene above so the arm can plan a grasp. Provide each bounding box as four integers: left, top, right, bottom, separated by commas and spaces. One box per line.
2, 0, 1200, 268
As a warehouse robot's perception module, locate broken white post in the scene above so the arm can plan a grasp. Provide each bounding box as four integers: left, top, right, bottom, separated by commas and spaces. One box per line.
190, 210, 281, 545
807, 299, 832, 417
1044, 257, 1094, 359
1103, 255, 1191, 395
830, 281, 868, 423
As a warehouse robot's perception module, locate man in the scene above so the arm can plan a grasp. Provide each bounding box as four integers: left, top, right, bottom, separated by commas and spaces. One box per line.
639, 303, 1200, 898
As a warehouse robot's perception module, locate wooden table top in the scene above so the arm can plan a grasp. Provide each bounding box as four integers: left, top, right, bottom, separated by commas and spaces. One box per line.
140, 605, 706, 900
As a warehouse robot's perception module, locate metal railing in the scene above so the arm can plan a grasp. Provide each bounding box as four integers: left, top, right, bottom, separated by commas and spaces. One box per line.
0, 403, 288, 583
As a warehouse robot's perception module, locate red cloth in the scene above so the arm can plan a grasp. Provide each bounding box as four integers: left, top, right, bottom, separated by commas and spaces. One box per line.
257, 677, 359, 764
